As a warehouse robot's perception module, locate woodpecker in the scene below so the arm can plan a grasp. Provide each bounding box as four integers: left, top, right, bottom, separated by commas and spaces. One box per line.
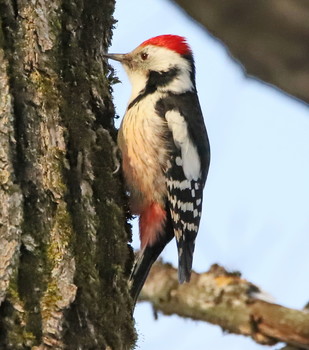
105, 35, 210, 305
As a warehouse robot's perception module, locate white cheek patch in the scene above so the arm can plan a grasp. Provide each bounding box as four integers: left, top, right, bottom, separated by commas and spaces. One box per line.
162, 66, 193, 94
166, 110, 201, 180
151, 47, 193, 94
125, 46, 194, 97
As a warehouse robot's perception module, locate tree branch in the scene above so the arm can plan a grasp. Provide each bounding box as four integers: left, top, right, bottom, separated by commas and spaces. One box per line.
140, 262, 309, 349
171, 0, 309, 104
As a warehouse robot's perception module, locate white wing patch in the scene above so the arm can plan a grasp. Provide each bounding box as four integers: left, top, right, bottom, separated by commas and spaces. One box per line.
166, 110, 201, 180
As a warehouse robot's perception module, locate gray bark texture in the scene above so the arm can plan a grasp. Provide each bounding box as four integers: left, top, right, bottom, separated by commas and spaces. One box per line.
171, 0, 309, 104
0, 0, 135, 349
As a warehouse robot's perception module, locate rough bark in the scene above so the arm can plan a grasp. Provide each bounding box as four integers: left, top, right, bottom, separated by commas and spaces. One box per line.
141, 262, 309, 349
0, 0, 135, 349
171, 0, 309, 104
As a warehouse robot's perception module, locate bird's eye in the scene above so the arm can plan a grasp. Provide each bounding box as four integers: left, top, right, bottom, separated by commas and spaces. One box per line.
140, 52, 148, 60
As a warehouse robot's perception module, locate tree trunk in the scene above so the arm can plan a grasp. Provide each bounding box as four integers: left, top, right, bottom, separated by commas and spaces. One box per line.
0, 0, 135, 349
171, 0, 309, 104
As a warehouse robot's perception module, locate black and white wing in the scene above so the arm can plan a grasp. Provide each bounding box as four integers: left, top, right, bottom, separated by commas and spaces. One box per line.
156, 92, 210, 283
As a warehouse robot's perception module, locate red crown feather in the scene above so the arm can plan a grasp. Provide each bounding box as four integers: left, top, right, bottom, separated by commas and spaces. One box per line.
140, 35, 191, 55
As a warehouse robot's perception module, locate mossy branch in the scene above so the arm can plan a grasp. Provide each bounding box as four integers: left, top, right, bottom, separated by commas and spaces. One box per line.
140, 262, 309, 349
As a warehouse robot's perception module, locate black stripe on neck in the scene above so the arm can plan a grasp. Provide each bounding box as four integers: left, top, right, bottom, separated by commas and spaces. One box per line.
127, 67, 179, 110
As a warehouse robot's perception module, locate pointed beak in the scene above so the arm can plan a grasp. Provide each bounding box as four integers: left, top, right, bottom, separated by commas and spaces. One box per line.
102, 53, 127, 63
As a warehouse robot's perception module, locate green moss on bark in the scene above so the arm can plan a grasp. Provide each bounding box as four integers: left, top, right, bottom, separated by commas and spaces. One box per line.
0, 0, 136, 348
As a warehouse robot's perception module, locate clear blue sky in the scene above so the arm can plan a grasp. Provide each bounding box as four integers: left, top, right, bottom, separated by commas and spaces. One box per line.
110, 0, 309, 349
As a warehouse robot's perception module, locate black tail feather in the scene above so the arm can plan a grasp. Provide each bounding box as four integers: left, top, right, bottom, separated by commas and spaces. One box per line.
177, 237, 195, 284
129, 210, 174, 308
129, 245, 162, 306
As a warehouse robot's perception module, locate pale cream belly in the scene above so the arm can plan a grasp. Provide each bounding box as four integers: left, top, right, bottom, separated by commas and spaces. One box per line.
121, 142, 167, 214
118, 102, 169, 214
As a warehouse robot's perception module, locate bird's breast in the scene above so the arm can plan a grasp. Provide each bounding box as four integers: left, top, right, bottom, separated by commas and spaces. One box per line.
118, 96, 170, 213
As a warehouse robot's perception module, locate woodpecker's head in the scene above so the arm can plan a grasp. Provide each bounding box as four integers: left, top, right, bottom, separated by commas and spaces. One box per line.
104, 35, 196, 98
